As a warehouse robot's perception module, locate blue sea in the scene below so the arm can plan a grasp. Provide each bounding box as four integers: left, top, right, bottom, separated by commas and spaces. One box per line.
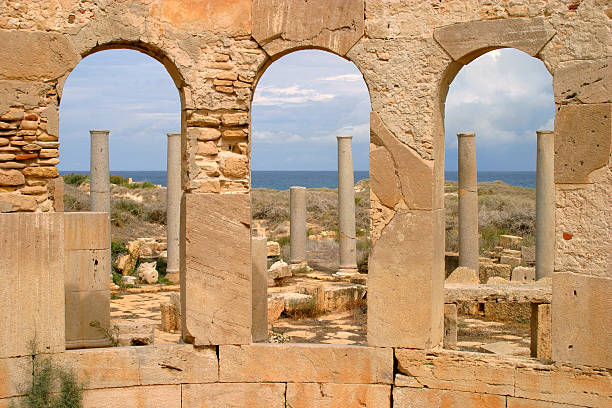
60, 170, 536, 189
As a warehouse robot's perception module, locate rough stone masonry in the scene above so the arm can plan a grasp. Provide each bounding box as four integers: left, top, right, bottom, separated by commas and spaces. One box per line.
0, 1, 610, 407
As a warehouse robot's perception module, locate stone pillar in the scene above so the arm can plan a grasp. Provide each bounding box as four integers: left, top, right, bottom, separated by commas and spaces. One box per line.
89, 130, 110, 214
251, 236, 268, 342
289, 186, 307, 265
457, 132, 478, 271
336, 135, 357, 275
166, 132, 181, 284
536, 130, 554, 280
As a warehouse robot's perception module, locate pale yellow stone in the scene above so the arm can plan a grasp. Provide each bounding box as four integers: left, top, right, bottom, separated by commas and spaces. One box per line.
82, 385, 181, 408
182, 383, 285, 408
219, 344, 393, 384
0, 357, 31, 399
286, 383, 391, 408
393, 387, 506, 408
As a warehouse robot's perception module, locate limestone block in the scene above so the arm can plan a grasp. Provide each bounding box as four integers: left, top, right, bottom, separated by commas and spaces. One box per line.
501, 255, 522, 269
512, 266, 536, 282
443, 304, 457, 350
507, 398, 585, 408
0, 169, 24, 186
446, 267, 479, 284
554, 104, 611, 183
0, 192, 37, 212
160, 303, 181, 332
268, 260, 292, 280
393, 387, 506, 408
433, 17, 554, 63
182, 383, 286, 408
368, 208, 444, 348
395, 349, 516, 396
266, 240, 281, 257
136, 345, 218, 385
370, 112, 433, 210
82, 385, 181, 408
500, 234, 523, 249
286, 383, 391, 408
64, 212, 109, 250
149, 0, 251, 35
0, 357, 31, 399
554, 58, 612, 104
219, 344, 393, 384
515, 360, 612, 406
22, 166, 58, 178
479, 263, 512, 283
252, 0, 364, 57
0, 31, 79, 80
0, 213, 64, 358
552, 272, 612, 368
187, 127, 221, 141
444, 252, 459, 278
487, 276, 511, 285
531, 303, 551, 359
115, 320, 155, 346
370, 145, 401, 208
267, 296, 285, 322
182, 193, 251, 345
137, 261, 158, 284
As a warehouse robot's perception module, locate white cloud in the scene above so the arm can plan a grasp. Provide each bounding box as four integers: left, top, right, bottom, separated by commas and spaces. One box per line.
253, 85, 335, 106
317, 74, 363, 82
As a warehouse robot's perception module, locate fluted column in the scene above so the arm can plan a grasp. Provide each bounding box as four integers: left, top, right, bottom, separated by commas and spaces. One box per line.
289, 186, 307, 264
536, 130, 554, 280
166, 133, 181, 284
337, 135, 357, 275
457, 132, 479, 271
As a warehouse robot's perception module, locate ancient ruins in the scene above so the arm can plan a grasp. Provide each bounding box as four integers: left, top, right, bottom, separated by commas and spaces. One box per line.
1, 0, 611, 407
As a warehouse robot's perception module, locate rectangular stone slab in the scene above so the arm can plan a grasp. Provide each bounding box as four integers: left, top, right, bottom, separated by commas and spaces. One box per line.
182, 383, 286, 408
0, 213, 64, 358
552, 272, 612, 368
181, 193, 251, 345
393, 387, 506, 408
219, 344, 393, 384
82, 385, 181, 408
286, 383, 391, 408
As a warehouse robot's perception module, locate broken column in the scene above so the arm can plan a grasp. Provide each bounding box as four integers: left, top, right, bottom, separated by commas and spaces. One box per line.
89, 130, 110, 214
251, 236, 268, 342
166, 132, 181, 284
535, 130, 554, 280
336, 135, 357, 275
289, 186, 307, 265
457, 132, 479, 271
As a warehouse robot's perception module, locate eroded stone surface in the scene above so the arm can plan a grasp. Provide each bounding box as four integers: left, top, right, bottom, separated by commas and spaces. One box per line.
252, 0, 364, 57
286, 383, 391, 408
182, 193, 251, 345
393, 387, 506, 408
182, 383, 286, 408
554, 58, 611, 105
219, 344, 393, 384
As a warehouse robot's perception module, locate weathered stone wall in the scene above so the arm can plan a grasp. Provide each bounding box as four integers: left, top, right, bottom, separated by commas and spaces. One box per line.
0, 1, 610, 406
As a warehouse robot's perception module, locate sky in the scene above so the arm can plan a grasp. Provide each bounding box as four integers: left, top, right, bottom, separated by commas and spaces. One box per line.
58, 48, 554, 172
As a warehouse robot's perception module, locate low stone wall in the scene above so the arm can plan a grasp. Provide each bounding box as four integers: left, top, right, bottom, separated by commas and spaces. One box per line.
2, 345, 610, 407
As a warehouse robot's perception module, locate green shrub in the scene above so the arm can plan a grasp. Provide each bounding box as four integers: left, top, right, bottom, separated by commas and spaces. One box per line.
109, 174, 128, 185
62, 173, 89, 186
15, 343, 84, 408
276, 235, 290, 247
111, 240, 128, 257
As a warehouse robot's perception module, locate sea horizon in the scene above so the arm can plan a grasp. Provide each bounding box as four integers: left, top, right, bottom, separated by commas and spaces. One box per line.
60, 170, 537, 189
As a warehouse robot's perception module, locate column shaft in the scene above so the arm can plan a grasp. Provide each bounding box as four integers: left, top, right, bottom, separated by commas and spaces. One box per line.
89, 130, 110, 214
289, 186, 307, 264
251, 236, 268, 342
536, 130, 554, 279
457, 132, 479, 270
166, 133, 181, 283
337, 135, 357, 274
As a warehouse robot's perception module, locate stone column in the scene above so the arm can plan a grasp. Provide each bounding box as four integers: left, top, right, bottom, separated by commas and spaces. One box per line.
457, 132, 479, 271
337, 135, 357, 275
166, 133, 181, 284
536, 130, 554, 280
289, 186, 307, 265
89, 130, 110, 214
251, 236, 268, 342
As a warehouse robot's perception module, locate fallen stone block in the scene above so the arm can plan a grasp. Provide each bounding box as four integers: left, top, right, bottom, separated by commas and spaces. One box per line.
446, 267, 479, 284
500, 234, 523, 249
487, 276, 511, 285
530, 303, 551, 359
160, 302, 181, 332
501, 255, 522, 269
276, 292, 315, 314
479, 263, 512, 283
137, 261, 158, 284
512, 266, 536, 282
268, 260, 292, 282
114, 320, 155, 346
478, 341, 530, 356
267, 296, 285, 322
521, 246, 535, 266
266, 240, 280, 257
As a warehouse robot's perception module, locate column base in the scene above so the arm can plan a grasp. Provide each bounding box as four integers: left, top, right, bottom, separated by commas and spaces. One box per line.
290, 261, 309, 273
165, 270, 180, 284
334, 267, 359, 277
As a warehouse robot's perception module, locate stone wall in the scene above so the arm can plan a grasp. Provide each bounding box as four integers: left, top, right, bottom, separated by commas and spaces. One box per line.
0, 1, 610, 406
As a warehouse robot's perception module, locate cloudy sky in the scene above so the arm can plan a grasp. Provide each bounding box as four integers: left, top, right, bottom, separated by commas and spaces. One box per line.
59, 48, 554, 172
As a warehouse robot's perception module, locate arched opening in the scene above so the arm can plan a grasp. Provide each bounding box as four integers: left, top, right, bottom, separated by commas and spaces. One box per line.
250, 49, 371, 344
59, 48, 183, 348
442, 48, 555, 356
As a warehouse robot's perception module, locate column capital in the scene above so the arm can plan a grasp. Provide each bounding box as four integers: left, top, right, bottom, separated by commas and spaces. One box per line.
457, 132, 475, 138
336, 134, 353, 139
290, 185, 307, 191
167, 132, 181, 138
89, 129, 110, 135
536, 129, 554, 135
